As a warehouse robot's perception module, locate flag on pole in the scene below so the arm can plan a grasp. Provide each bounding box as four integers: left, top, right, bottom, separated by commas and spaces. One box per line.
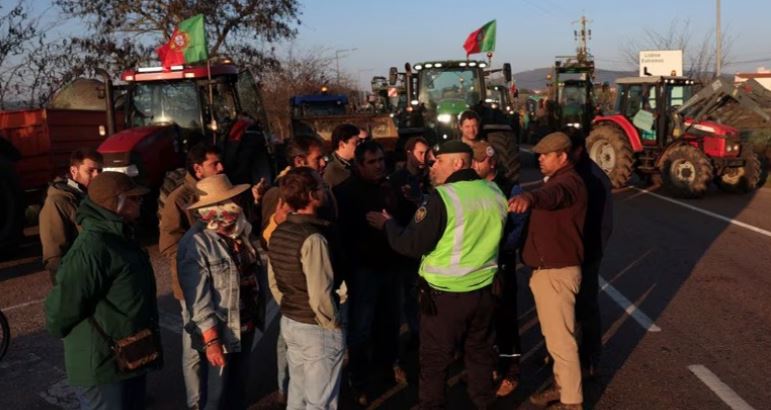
156, 14, 208, 67
463, 20, 496, 57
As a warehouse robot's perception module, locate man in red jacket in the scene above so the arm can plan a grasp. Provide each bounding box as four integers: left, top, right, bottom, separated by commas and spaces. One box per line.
509, 131, 587, 410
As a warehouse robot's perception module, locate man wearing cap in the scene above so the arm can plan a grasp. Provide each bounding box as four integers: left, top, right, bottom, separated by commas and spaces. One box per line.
178, 174, 262, 409
367, 140, 508, 409
45, 172, 160, 409
508, 132, 588, 410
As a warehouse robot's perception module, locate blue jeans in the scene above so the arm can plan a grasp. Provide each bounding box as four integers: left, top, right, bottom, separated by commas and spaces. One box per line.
75, 374, 146, 410
181, 302, 203, 408
199, 331, 254, 410
281, 316, 344, 410
276, 318, 289, 395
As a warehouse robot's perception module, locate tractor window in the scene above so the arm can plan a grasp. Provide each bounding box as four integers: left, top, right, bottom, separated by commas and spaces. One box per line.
666, 85, 692, 108
237, 70, 268, 126
623, 85, 644, 118
419, 68, 482, 112
129, 81, 203, 130
205, 82, 238, 125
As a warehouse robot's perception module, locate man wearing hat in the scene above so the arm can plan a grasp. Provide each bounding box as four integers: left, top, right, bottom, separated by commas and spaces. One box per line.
509, 132, 588, 410
177, 174, 262, 410
367, 140, 508, 409
45, 172, 160, 409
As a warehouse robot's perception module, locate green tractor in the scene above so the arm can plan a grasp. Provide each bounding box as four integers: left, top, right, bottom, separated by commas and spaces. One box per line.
389, 60, 520, 183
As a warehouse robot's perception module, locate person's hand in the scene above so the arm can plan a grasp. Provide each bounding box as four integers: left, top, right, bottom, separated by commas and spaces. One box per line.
508, 195, 532, 214
205, 342, 225, 367
366, 209, 392, 230
275, 198, 291, 224
251, 178, 268, 204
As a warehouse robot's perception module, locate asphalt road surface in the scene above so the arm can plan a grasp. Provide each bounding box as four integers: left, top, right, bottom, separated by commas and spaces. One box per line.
1, 157, 770, 409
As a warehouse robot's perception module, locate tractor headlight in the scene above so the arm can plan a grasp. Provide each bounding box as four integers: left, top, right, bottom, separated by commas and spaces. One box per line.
437, 113, 452, 124
726, 143, 740, 153
567, 122, 582, 129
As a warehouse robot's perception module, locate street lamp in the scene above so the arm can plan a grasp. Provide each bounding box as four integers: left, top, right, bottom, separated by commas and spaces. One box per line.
335, 48, 358, 85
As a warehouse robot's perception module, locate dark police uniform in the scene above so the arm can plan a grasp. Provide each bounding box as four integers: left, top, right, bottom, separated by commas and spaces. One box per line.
382, 141, 507, 409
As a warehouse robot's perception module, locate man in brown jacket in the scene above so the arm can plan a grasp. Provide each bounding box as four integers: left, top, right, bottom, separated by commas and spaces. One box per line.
509, 131, 587, 410
39, 149, 102, 284
158, 143, 224, 409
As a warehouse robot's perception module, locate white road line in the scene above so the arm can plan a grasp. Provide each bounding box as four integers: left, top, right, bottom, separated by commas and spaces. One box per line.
2, 298, 45, 312
599, 276, 661, 332
688, 365, 756, 410
631, 187, 771, 239
521, 147, 533, 154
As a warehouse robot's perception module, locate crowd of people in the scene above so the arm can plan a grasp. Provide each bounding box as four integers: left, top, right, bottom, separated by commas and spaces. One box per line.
41, 110, 613, 410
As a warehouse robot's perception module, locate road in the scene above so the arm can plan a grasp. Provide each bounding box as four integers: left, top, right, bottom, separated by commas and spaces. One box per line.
1, 158, 770, 409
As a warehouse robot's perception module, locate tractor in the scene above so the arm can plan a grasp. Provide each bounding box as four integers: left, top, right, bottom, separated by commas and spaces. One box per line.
388, 59, 520, 183
587, 76, 765, 197
486, 84, 521, 141
97, 59, 275, 212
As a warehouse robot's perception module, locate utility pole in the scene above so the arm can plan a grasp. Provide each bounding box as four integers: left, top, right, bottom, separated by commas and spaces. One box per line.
335, 48, 358, 85
716, 0, 722, 77
573, 15, 592, 63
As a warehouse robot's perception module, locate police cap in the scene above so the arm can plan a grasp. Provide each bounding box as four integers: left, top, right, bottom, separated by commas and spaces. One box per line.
432, 140, 473, 157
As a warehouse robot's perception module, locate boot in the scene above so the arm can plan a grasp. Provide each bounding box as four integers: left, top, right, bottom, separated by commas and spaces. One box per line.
529, 385, 561, 407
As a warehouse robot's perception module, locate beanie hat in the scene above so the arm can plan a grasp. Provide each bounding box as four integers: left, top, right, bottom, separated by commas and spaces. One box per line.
88, 171, 149, 212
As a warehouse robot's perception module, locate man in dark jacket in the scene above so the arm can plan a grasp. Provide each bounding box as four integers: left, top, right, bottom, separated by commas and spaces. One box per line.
39, 149, 102, 284
323, 123, 361, 188
45, 172, 159, 410
509, 132, 587, 410
563, 127, 614, 376
334, 140, 404, 404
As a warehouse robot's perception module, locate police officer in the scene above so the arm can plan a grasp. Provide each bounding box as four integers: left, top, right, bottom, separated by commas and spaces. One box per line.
367, 140, 508, 409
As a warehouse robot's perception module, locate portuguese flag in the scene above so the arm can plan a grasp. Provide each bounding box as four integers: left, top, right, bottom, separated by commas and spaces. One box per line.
463, 20, 496, 57
156, 14, 208, 68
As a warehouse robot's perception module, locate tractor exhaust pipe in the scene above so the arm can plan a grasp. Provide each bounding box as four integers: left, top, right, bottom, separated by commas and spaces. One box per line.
95, 68, 115, 136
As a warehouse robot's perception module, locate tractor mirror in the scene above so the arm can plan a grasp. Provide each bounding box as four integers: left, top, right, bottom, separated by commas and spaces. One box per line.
405, 63, 412, 73
389, 67, 398, 85
503, 63, 512, 83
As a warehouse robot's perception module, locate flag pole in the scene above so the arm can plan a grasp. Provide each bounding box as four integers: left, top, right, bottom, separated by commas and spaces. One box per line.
207, 57, 217, 144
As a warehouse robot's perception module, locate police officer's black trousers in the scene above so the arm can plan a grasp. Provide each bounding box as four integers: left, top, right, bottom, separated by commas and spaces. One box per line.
419, 286, 496, 410
494, 252, 522, 373
576, 258, 602, 368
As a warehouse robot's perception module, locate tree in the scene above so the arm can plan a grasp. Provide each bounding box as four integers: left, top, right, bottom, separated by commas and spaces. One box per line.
0, 1, 40, 108
620, 19, 733, 83
54, 0, 302, 72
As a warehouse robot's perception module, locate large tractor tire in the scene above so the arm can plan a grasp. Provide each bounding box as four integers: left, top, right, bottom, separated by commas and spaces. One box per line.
587, 125, 634, 189
659, 144, 713, 198
716, 143, 762, 194
487, 130, 521, 185
0, 160, 24, 250
157, 167, 187, 220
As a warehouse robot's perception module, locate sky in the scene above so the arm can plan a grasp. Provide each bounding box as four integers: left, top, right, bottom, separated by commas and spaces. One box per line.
21, 0, 771, 88
285, 0, 771, 87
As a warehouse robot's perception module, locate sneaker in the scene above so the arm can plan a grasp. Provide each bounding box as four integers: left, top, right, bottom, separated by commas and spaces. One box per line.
529, 385, 561, 407
547, 402, 582, 410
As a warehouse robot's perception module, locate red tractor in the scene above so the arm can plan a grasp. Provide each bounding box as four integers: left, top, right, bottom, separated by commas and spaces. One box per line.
587, 76, 765, 197
98, 60, 274, 204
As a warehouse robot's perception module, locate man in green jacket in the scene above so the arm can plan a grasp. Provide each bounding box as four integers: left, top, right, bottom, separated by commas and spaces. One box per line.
45, 172, 160, 410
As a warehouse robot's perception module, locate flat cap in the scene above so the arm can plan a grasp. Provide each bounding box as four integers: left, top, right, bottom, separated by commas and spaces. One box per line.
472, 140, 496, 162
533, 131, 572, 154
433, 140, 473, 156
89, 171, 149, 212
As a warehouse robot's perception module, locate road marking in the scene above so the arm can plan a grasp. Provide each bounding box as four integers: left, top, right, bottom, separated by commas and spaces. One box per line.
688, 365, 756, 410
2, 298, 45, 312
39, 378, 79, 409
631, 187, 771, 239
599, 276, 661, 332
521, 147, 533, 154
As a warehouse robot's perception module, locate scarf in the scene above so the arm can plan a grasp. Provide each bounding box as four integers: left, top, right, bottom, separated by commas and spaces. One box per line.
197, 200, 252, 240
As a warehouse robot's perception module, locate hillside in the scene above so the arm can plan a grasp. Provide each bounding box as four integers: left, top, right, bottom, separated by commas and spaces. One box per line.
513, 67, 636, 91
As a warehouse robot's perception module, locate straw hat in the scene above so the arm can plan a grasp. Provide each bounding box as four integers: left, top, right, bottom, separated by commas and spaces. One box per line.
187, 174, 250, 210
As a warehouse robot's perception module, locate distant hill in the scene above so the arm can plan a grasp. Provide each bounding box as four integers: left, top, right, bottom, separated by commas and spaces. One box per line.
513, 67, 636, 92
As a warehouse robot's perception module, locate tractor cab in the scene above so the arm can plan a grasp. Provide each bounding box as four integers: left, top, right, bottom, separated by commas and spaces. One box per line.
99, 61, 272, 188
550, 57, 596, 131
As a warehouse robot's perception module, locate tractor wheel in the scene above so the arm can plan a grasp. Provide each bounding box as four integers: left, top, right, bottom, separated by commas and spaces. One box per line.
716, 143, 761, 194
0, 160, 24, 250
660, 144, 713, 198
587, 125, 634, 188
487, 130, 521, 185
157, 168, 188, 220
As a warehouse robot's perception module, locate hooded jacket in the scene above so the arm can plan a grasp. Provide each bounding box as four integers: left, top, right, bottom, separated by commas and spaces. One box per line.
45, 198, 161, 386
39, 177, 85, 283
